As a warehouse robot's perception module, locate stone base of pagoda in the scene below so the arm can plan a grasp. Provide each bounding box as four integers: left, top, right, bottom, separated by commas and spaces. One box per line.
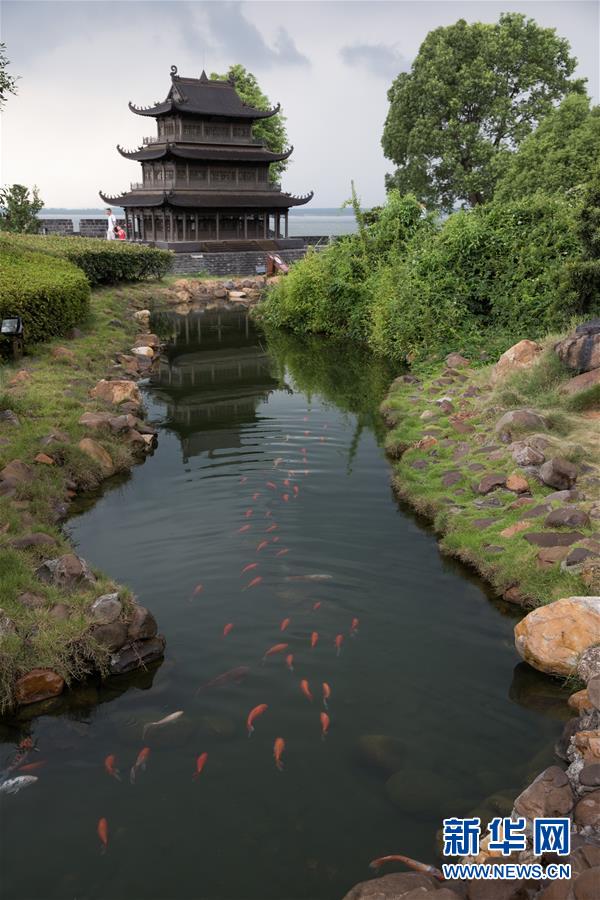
136, 238, 304, 253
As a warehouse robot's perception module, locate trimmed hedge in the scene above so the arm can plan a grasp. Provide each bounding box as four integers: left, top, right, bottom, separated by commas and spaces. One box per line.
0, 248, 90, 343
0, 234, 171, 285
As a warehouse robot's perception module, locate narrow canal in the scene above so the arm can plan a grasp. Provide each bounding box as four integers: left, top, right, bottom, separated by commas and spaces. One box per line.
1, 309, 570, 900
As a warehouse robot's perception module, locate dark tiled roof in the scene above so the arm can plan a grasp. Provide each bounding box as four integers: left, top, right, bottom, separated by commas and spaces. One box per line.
98, 189, 314, 209
117, 143, 293, 163
129, 69, 279, 120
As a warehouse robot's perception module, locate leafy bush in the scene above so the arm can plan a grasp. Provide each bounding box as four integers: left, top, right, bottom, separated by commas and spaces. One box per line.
0, 233, 171, 284
0, 247, 90, 342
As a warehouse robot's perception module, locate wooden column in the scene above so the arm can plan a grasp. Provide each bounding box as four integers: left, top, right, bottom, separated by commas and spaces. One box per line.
162, 209, 167, 241
285, 211, 289, 238
169, 212, 174, 243
183, 214, 187, 241
244, 214, 248, 239
140, 210, 146, 241
216, 212, 220, 240
195, 213, 198, 240
151, 212, 156, 241
263, 211, 267, 238
186, 163, 189, 186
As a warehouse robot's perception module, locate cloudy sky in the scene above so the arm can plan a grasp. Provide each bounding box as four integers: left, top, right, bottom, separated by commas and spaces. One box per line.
1, 0, 598, 208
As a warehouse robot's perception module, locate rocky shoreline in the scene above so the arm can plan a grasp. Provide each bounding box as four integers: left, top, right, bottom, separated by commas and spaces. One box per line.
347, 324, 600, 898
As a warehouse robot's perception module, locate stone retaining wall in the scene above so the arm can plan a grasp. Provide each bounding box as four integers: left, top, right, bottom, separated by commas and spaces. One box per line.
169, 246, 326, 276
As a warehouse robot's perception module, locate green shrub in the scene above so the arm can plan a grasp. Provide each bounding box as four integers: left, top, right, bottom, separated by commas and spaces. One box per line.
0, 233, 171, 285
0, 248, 90, 343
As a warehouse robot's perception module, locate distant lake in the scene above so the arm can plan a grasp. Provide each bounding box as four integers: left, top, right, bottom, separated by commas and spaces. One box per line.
38, 209, 359, 237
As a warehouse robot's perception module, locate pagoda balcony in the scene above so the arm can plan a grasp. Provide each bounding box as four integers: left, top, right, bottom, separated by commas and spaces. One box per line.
130, 180, 282, 192
142, 134, 266, 146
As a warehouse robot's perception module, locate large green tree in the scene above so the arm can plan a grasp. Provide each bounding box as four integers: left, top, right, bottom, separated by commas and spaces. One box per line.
0, 42, 18, 109
0, 185, 44, 233
210, 64, 289, 183
382, 13, 584, 210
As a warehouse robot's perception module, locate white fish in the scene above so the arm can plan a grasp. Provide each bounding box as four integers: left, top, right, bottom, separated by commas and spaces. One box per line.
142, 710, 184, 739
0, 776, 38, 795
285, 574, 333, 582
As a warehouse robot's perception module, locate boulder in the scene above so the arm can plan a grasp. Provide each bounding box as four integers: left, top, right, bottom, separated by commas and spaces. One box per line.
511, 444, 545, 467
577, 646, 600, 683
91, 622, 128, 651
445, 352, 470, 368
78, 438, 114, 477
52, 346, 76, 362
545, 507, 591, 529
34, 453, 55, 466
477, 474, 507, 494
506, 473, 529, 493
133, 334, 159, 349
495, 409, 547, 434
342, 873, 448, 900
0, 459, 34, 485
108, 634, 166, 675
127, 604, 158, 641
513, 766, 574, 819
35, 553, 97, 588
90, 593, 122, 624
0, 609, 17, 637
15, 668, 65, 704
356, 734, 406, 776
555, 332, 600, 373
568, 689, 593, 713
131, 345, 154, 358
540, 458, 578, 491
573, 731, 600, 765
588, 675, 600, 711
561, 368, 600, 397
537, 546, 570, 568
524, 532, 584, 548
49, 603, 70, 620
580, 765, 600, 787
514, 596, 600, 676
16, 591, 46, 610
89, 379, 142, 408
500, 521, 530, 538
491, 340, 542, 383
0, 409, 20, 427
78, 411, 112, 430
9, 532, 57, 550
133, 309, 150, 322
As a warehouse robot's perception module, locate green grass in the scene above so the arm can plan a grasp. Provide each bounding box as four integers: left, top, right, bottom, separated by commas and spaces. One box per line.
0, 280, 174, 712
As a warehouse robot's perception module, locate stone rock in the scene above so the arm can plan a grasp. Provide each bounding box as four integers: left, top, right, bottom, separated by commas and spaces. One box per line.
581, 558, 600, 593
49, 603, 70, 620
356, 734, 406, 776
555, 332, 600, 373
540, 458, 578, 491
108, 634, 166, 675
342, 873, 447, 900
500, 521, 530, 538
16, 591, 46, 610
445, 352, 470, 368
89, 379, 142, 409
0, 409, 20, 427
14, 668, 65, 705
441, 471, 462, 487
35, 553, 96, 589
569, 689, 593, 713
502, 585, 531, 606
477, 474, 507, 494
576, 319, 600, 335
133, 309, 150, 322
495, 408, 547, 434
514, 596, 600, 676
506, 473, 529, 493
79, 411, 112, 430
588, 676, 600, 711
561, 368, 600, 397
52, 346, 76, 362
91, 622, 128, 651
127, 604, 158, 641
577, 647, 600, 683
0, 609, 17, 637
523, 503, 553, 519
133, 333, 159, 349
511, 443, 546, 467
420, 409, 440, 422
573, 731, 600, 765
0, 459, 34, 485
491, 340, 543, 384
513, 766, 574, 819
131, 345, 154, 358
546, 490, 581, 503
473, 518, 496, 528
9, 532, 57, 550
573, 790, 600, 826
537, 546, 570, 568
78, 438, 114, 477
524, 532, 584, 547
580, 765, 600, 787
564, 547, 595, 570
34, 452, 55, 466
545, 507, 591, 529
90, 593, 122, 624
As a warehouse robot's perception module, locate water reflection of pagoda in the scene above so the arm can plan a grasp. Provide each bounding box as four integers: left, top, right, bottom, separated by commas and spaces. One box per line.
150, 308, 284, 461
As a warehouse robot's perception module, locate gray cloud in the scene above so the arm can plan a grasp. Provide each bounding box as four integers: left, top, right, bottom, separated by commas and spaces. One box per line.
202, 1, 309, 68
340, 43, 411, 80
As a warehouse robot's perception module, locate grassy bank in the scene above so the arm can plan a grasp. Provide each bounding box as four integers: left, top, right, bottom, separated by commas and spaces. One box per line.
0, 280, 174, 712
381, 337, 599, 607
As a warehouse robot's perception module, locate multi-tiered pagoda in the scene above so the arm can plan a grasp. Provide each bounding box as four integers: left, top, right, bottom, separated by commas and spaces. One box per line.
100, 66, 313, 249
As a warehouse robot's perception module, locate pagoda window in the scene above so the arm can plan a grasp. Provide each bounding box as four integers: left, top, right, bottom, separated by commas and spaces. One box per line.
189, 166, 207, 183
204, 124, 229, 139
239, 168, 257, 183
212, 168, 236, 183
257, 168, 267, 182
233, 125, 250, 138
165, 167, 175, 182
182, 123, 203, 139
155, 165, 164, 183
175, 164, 187, 182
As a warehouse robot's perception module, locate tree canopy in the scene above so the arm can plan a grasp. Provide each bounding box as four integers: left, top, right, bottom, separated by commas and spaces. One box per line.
0, 185, 44, 233
382, 13, 584, 210
210, 64, 289, 183
0, 42, 18, 109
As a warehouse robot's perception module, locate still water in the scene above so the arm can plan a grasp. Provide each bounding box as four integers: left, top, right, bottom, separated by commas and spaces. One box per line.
0, 310, 570, 900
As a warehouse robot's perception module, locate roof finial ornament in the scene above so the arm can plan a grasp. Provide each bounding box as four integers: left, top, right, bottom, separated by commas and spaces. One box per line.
170, 65, 178, 76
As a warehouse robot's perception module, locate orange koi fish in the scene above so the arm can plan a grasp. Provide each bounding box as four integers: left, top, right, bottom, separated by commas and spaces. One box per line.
276, 548, 289, 557
312, 601, 322, 611
256, 540, 269, 552
320, 711, 330, 739
17, 760, 45, 773
239, 476, 247, 484
266, 524, 278, 533
351, 617, 360, 634
272, 536, 280, 543
262, 643, 289, 663
193, 752, 208, 781
310, 631, 319, 649
223, 623, 234, 638
238, 524, 251, 533
274, 737, 285, 771
368, 855, 444, 881
252, 492, 261, 501
104, 754, 120, 781
247, 703, 268, 736
293, 485, 299, 496
283, 479, 290, 487
192, 583, 204, 596
245, 508, 253, 518
304, 430, 310, 436
97, 817, 108, 853
241, 562, 258, 575
280, 617, 291, 632
243, 576, 263, 590
265, 510, 272, 518
266, 481, 277, 490
300, 679, 313, 702
274, 458, 284, 468
335, 634, 344, 656
282, 493, 289, 502
285, 653, 294, 672
322, 683, 331, 708
130, 747, 150, 784
301, 448, 307, 455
